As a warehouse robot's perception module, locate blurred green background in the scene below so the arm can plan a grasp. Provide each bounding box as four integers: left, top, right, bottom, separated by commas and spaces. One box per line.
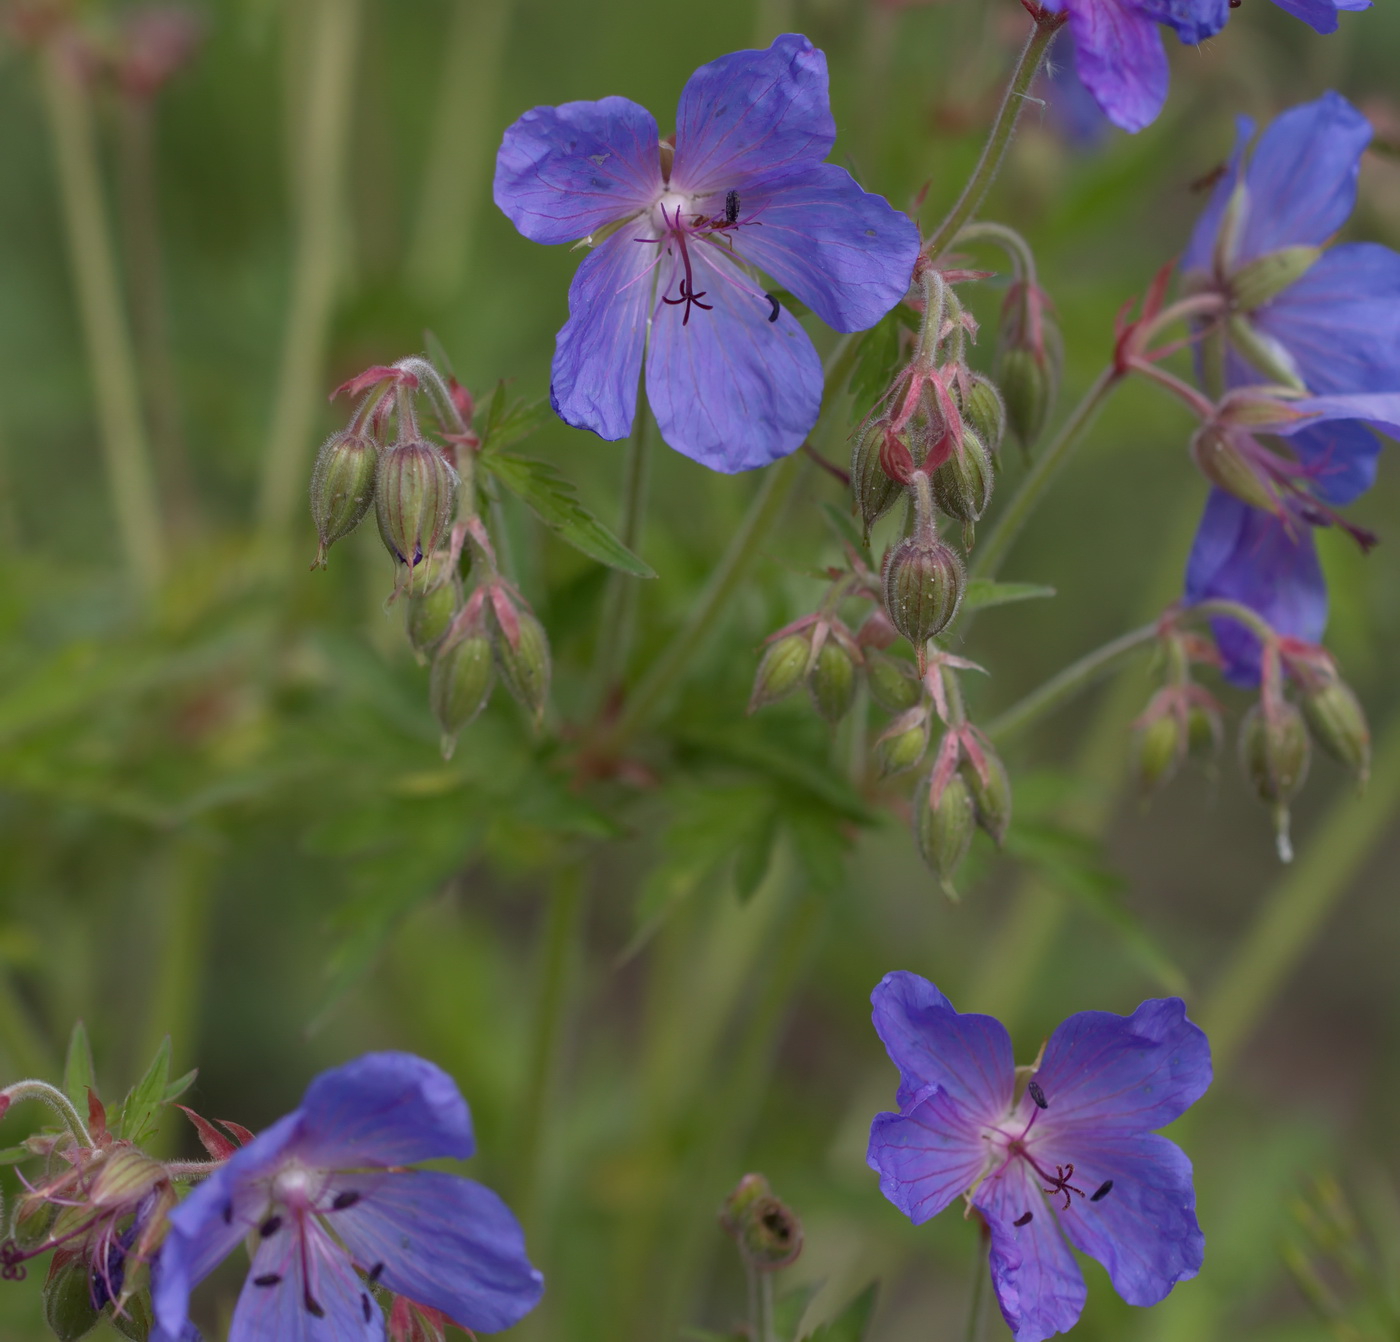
0, 0, 1397, 1338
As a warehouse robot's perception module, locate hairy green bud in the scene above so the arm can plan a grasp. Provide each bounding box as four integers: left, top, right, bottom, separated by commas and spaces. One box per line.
962, 747, 1012, 846
865, 650, 921, 714
931, 428, 994, 525
749, 633, 811, 713
875, 710, 929, 778
1302, 679, 1370, 782
916, 772, 976, 900
375, 441, 458, 572
492, 606, 551, 726
1133, 714, 1185, 796
998, 346, 1055, 453
807, 639, 857, 724
961, 374, 1007, 457
406, 551, 462, 656
851, 423, 903, 539
430, 631, 494, 758
883, 535, 965, 648
309, 430, 378, 567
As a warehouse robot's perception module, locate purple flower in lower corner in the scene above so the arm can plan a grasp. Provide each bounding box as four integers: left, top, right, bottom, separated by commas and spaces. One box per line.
493, 34, 920, 473
867, 972, 1211, 1342
153, 1052, 543, 1341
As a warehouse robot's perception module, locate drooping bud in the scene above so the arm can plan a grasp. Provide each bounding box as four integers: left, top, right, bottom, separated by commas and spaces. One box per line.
749, 633, 812, 713
1187, 703, 1224, 761
491, 605, 551, 726
43, 1258, 101, 1342
930, 427, 994, 527
719, 1174, 803, 1272
406, 551, 462, 657
882, 535, 965, 649
961, 374, 1007, 457
807, 639, 857, 724
851, 423, 903, 538
430, 629, 494, 759
875, 708, 930, 778
1239, 700, 1311, 861
961, 745, 1012, 846
1189, 425, 1282, 516
998, 347, 1054, 453
865, 650, 921, 714
915, 772, 976, 900
1301, 679, 1370, 783
309, 430, 378, 567
375, 441, 458, 572
1132, 713, 1185, 796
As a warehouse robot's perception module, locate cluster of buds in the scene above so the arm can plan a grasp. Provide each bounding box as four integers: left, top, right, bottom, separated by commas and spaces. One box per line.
1129, 627, 1225, 797
310, 357, 552, 755
749, 606, 864, 724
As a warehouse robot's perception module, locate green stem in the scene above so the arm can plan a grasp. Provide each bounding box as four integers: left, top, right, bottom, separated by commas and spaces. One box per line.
255, 0, 363, 567
922, 14, 1063, 259
984, 622, 1158, 744
1, 1080, 91, 1147
971, 366, 1120, 581
954, 219, 1038, 281
40, 47, 165, 597
1202, 711, 1400, 1074
964, 1226, 992, 1342
759, 1272, 777, 1342
593, 405, 653, 703
405, 0, 515, 300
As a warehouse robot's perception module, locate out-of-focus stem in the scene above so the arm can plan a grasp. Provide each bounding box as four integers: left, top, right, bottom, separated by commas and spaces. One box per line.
255, 0, 363, 567
40, 47, 165, 597
1203, 712, 1400, 1073
405, 0, 514, 300
963, 1226, 992, 1342
922, 13, 1063, 260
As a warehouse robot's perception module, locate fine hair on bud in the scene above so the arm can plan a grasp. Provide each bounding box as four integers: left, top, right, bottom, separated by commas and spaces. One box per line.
309, 430, 378, 567
491, 605, 551, 725
882, 534, 965, 649
916, 771, 976, 900
851, 422, 904, 538
430, 627, 494, 758
875, 709, 929, 778
865, 650, 921, 714
1301, 679, 1370, 782
961, 374, 1007, 457
1132, 713, 1185, 797
749, 633, 811, 713
961, 745, 1011, 846
807, 639, 858, 724
407, 551, 463, 658
930, 427, 994, 525
375, 440, 458, 573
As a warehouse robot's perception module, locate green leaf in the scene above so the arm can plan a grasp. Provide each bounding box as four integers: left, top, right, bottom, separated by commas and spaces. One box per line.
477, 388, 553, 456
804, 1283, 879, 1342
819, 502, 869, 560
848, 309, 902, 412
773, 1282, 822, 1342
732, 807, 779, 903
482, 453, 656, 577
164, 1068, 198, 1103
962, 579, 1056, 613
117, 1037, 171, 1143
63, 1020, 96, 1109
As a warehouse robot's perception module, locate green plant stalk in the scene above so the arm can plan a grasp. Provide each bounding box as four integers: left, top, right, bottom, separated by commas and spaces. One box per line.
255, 0, 363, 565
1203, 710, 1400, 1074
0, 1080, 91, 1147
922, 13, 1064, 259
964, 1227, 992, 1342
593, 403, 653, 704
40, 47, 165, 597
405, 0, 515, 300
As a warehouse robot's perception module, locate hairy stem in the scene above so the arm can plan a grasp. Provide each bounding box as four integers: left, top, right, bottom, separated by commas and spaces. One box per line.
964, 1225, 992, 1342
1, 1080, 92, 1147
593, 404, 653, 704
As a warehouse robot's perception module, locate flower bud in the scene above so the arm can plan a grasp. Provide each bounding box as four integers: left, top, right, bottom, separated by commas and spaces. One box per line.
807, 639, 857, 724
865, 650, 921, 714
1132, 713, 1184, 796
43, 1258, 101, 1342
930, 428, 994, 525
1187, 703, 1223, 761
430, 630, 494, 758
961, 374, 1007, 457
851, 423, 903, 539
997, 343, 1056, 453
1301, 679, 1370, 783
915, 772, 976, 900
1239, 700, 1311, 861
491, 606, 551, 726
875, 708, 929, 778
310, 430, 378, 567
961, 747, 1012, 846
375, 441, 458, 571
406, 551, 462, 656
883, 536, 965, 648
749, 633, 811, 713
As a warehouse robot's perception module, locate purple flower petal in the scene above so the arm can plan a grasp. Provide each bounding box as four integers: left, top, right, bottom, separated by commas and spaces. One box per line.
1237, 92, 1371, 258
1043, 1133, 1204, 1306
974, 1160, 1087, 1342
493, 97, 662, 245
670, 35, 834, 197
1181, 116, 1252, 276
1137, 0, 1230, 43
1028, 998, 1212, 1135
1185, 490, 1328, 684
724, 162, 918, 332
1268, 0, 1369, 31
644, 241, 822, 471
329, 1171, 544, 1333
1060, 0, 1169, 134
866, 1089, 991, 1225
549, 221, 655, 442
870, 972, 1015, 1121
1279, 419, 1380, 507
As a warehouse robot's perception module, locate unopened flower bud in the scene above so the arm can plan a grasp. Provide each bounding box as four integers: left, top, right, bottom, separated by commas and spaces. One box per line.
375, 441, 458, 572
961, 747, 1012, 846
883, 536, 965, 648
1187, 704, 1223, 760
851, 423, 903, 538
310, 430, 378, 567
875, 708, 929, 778
807, 639, 857, 724
749, 633, 811, 713
1132, 713, 1185, 796
491, 606, 551, 726
43, 1257, 101, 1342
931, 428, 994, 526
961, 374, 1007, 457
997, 325, 1059, 453
1240, 700, 1311, 861
430, 630, 494, 758
865, 650, 921, 714
1302, 679, 1370, 783
406, 552, 462, 656
916, 772, 976, 900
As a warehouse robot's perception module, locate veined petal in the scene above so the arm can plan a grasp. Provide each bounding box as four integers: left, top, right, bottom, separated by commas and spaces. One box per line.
974, 1161, 1086, 1342
867, 1089, 991, 1225
1238, 92, 1371, 258
725, 162, 918, 332
493, 97, 662, 245
1185, 490, 1328, 685
1027, 998, 1211, 1135
1181, 116, 1252, 277
1278, 419, 1380, 508
644, 241, 821, 471
1039, 1132, 1204, 1307
870, 972, 1015, 1122
330, 1172, 544, 1334
550, 220, 656, 442
670, 35, 834, 196
1137, 0, 1230, 44
1267, 0, 1369, 31
1063, 1, 1169, 135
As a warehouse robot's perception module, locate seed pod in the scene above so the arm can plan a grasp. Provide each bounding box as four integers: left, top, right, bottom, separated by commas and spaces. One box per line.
1302, 679, 1370, 782
749, 633, 811, 713
375, 441, 458, 572
1240, 700, 1311, 861
961, 747, 1012, 846
866, 650, 921, 714
851, 423, 903, 539
430, 631, 494, 758
1132, 713, 1185, 797
961, 374, 1007, 457
492, 606, 551, 726
875, 710, 929, 778
310, 430, 378, 567
915, 772, 976, 900
930, 428, 994, 524
883, 536, 965, 648
807, 639, 857, 724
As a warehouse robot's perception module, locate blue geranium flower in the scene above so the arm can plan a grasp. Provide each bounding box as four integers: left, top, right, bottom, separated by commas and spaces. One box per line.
152, 1053, 543, 1342
1181, 93, 1400, 682
868, 972, 1211, 1342
493, 34, 920, 473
